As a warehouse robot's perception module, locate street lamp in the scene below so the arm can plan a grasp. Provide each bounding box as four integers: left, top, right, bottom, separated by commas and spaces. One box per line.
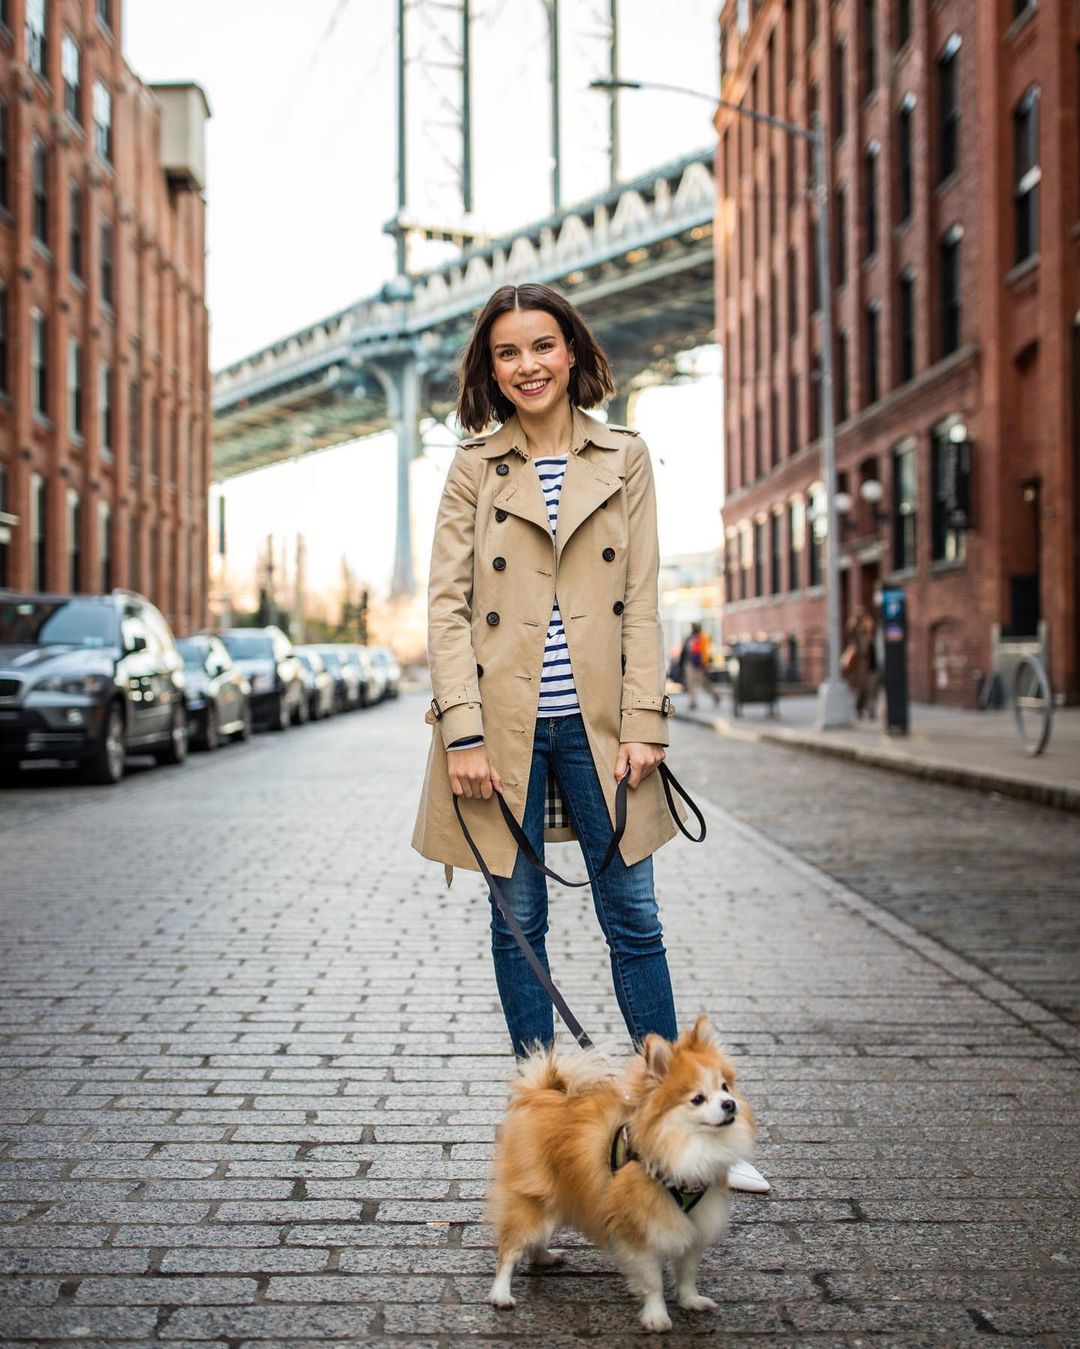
591, 77, 854, 728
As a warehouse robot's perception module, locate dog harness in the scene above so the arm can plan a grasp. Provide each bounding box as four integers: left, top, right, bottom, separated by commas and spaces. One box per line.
609, 1122, 709, 1215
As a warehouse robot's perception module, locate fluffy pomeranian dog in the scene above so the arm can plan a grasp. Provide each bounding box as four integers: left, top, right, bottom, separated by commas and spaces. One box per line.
486, 1015, 755, 1332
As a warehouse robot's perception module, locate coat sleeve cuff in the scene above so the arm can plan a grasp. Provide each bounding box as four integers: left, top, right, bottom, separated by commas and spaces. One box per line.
620, 691, 674, 746
438, 702, 484, 747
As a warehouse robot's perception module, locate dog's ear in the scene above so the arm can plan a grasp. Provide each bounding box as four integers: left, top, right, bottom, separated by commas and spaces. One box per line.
689, 1014, 719, 1048
642, 1034, 673, 1079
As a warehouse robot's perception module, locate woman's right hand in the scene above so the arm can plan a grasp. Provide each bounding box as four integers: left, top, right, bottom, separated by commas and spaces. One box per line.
447, 746, 503, 800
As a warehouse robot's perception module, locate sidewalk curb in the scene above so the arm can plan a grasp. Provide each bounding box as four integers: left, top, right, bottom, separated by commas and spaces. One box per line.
673, 708, 1080, 813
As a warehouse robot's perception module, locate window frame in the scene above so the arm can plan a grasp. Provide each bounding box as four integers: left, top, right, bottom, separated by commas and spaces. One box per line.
68, 336, 83, 438
92, 80, 113, 164
936, 34, 961, 185
892, 438, 918, 572
1013, 84, 1040, 265
940, 225, 962, 356
30, 308, 48, 418
31, 138, 48, 246
61, 32, 81, 123
897, 268, 916, 384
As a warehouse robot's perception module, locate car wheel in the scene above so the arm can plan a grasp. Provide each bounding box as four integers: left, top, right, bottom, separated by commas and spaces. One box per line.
81, 703, 127, 785
235, 704, 253, 742
202, 706, 221, 751
155, 704, 190, 765
273, 694, 290, 732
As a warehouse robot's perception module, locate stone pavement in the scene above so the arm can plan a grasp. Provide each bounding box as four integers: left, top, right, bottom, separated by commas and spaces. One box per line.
1, 691, 1078, 1344
674, 691, 1080, 811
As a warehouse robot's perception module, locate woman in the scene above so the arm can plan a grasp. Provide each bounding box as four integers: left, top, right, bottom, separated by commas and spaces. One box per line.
411, 283, 769, 1192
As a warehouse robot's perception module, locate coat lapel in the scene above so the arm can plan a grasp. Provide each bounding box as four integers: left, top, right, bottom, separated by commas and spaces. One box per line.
493, 470, 552, 536
555, 451, 623, 561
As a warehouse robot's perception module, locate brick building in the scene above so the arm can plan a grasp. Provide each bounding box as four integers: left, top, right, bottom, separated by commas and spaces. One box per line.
716, 0, 1079, 705
0, 0, 211, 637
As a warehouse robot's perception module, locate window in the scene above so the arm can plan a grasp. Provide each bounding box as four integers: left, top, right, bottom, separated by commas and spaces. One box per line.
865, 300, 880, 404
835, 184, 847, 286
129, 381, 141, 475
787, 499, 803, 590
807, 487, 824, 587
893, 439, 917, 570
863, 143, 879, 258
1012, 0, 1035, 17
787, 132, 797, 209
770, 511, 782, 595
26, 0, 47, 78
62, 33, 80, 122
68, 337, 83, 437
100, 219, 113, 307
31, 474, 47, 591
69, 182, 83, 279
0, 101, 8, 212
99, 501, 112, 592
753, 403, 762, 481
32, 139, 48, 245
809, 352, 822, 441
833, 41, 846, 141
150, 396, 160, 477
895, 0, 912, 50
96, 0, 111, 28
862, 0, 877, 98
931, 426, 966, 563
751, 70, 759, 151
810, 218, 821, 314
787, 245, 798, 336
67, 489, 81, 591
767, 35, 775, 114
897, 95, 914, 224
898, 270, 915, 383
0, 284, 7, 395
768, 152, 777, 238
937, 35, 960, 184
31, 309, 47, 418
0, 465, 6, 588
808, 0, 818, 44
753, 519, 766, 596
788, 369, 800, 456
739, 524, 751, 600
99, 363, 113, 455
770, 387, 780, 467
1014, 85, 1040, 265
836, 328, 849, 423
93, 81, 112, 163
940, 226, 962, 355
770, 272, 778, 354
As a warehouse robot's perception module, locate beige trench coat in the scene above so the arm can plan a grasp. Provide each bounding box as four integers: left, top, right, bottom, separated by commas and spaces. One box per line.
410, 407, 678, 881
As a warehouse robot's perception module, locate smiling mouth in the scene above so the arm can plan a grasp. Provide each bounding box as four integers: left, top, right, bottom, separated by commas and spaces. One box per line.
515, 379, 551, 396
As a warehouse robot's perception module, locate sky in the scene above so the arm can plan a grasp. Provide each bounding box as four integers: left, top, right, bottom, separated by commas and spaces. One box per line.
123, 0, 726, 611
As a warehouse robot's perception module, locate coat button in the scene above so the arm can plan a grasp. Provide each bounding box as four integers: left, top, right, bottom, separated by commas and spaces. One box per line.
612, 600, 625, 615
496, 462, 510, 476
600, 499, 609, 508
486, 611, 501, 626
493, 556, 506, 571
602, 547, 616, 562
495, 509, 508, 522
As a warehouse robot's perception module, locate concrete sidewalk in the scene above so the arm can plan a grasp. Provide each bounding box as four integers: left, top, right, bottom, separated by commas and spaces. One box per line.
1, 693, 1078, 1342
674, 690, 1080, 811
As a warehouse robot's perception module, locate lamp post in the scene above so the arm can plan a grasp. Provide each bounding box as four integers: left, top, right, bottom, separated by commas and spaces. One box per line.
591, 77, 854, 728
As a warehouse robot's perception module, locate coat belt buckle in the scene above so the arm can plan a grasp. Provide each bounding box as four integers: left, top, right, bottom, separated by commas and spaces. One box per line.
430, 698, 442, 721
661, 694, 675, 717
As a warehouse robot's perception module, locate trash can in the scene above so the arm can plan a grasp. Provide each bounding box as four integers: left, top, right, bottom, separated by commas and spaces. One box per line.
727, 641, 779, 717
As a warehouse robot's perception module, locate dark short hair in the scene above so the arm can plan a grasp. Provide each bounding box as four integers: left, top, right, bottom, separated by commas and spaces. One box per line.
455, 283, 616, 433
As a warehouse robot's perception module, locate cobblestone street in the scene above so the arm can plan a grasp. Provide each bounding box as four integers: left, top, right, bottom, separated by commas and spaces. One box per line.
1, 690, 1078, 1345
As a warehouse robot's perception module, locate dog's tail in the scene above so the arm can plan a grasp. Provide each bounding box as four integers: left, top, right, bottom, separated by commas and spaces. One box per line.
511, 1042, 617, 1100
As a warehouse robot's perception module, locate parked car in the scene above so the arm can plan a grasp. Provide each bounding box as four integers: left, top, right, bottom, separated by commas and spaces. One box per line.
295, 648, 336, 721
176, 635, 252, 750
350, 644, 385, 701
0, 589, 188, 784
312, 645, 364, 712
368, 645, 401, 699
217, 626, 304, 731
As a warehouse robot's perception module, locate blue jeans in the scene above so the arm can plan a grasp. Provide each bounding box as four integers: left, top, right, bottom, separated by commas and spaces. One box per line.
488, 713, 678, 1056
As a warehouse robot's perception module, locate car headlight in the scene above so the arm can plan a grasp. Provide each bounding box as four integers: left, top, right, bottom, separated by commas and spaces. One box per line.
35, 673, 110, 697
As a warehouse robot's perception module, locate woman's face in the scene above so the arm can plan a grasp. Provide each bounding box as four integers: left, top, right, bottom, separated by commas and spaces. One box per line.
489, 308, 575, 420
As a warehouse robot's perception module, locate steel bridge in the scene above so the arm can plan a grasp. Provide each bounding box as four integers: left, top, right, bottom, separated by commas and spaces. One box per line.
212, 146, 716, 595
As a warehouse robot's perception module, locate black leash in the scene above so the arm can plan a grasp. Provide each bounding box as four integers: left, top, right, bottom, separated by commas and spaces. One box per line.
453, 763, 706, 1049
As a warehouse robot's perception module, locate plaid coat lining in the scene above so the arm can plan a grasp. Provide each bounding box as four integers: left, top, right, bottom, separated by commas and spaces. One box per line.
544, 766, 570, 832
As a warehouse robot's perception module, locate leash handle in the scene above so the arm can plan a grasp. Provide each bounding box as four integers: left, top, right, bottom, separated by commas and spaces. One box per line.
656, 763, 707, 842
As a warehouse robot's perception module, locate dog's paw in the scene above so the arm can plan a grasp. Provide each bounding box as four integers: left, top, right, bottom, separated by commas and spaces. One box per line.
529, 1247, 564, 1268
678, 1293, 718, 1312
639, 1307, 672, 1333
488, 1291, 516, 1310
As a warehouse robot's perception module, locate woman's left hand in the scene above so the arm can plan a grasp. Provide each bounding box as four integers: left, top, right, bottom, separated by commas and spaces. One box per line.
615, 741, 666, 789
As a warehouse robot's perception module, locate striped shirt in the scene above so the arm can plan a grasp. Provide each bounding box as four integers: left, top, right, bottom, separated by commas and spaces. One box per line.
534, 455, 580, 718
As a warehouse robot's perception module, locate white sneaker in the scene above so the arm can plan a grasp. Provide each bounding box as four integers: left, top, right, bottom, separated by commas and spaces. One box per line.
728, 1160, 770, 1194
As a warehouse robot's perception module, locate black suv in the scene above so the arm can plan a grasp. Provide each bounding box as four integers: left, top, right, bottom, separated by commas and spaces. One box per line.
0, 590, 188, 784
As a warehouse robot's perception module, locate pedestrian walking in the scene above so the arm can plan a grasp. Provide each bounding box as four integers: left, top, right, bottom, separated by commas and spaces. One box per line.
841, 610, 880, 719
680, 621, 721, 710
